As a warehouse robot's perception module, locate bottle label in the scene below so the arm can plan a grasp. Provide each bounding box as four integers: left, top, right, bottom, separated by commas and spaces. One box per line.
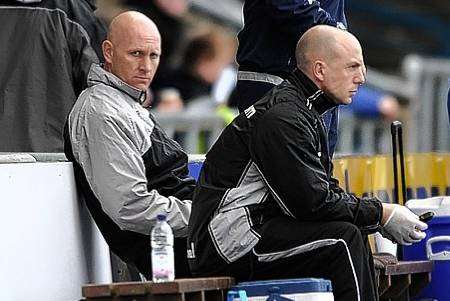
152, 251, 174, 281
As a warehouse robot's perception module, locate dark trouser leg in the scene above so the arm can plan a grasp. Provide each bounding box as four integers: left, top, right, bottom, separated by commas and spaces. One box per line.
228, 80, 276, 112
174, 237, 192, 278
246, 217, 377, 301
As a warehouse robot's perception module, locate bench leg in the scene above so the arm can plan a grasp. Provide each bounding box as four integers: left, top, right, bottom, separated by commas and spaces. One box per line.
380, 274, 411, 300
409, 272, 431, 298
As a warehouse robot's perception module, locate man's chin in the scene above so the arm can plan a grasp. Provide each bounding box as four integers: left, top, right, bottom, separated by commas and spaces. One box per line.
332, 97, 351, 105
338, 96, 353, 105
132, 82, 151, 91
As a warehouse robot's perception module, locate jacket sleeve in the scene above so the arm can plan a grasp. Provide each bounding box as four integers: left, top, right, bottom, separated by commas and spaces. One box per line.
66, 0, 107, 61
61, 11, 100, 96
267, 0, 346, 36
70, 95, 191, 237
251, 103, 382, 229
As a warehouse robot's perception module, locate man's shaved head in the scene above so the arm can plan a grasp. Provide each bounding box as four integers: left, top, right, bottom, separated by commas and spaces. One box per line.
107, 11, 161, 47
296, 25, 359, 72
102, 11, 162, 91
295, 25, 366, 105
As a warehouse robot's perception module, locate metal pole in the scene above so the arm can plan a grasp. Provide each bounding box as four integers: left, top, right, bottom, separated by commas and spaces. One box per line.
391, 121, 400, 204
397, 123, 407, 205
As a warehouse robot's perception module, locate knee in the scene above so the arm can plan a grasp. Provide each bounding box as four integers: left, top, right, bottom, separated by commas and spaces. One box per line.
333, 222, 364, 246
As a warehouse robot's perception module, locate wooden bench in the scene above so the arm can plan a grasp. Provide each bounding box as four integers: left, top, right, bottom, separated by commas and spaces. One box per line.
82, 259, 433, 301
82, 277, 234, 301
374, 254, 433, 300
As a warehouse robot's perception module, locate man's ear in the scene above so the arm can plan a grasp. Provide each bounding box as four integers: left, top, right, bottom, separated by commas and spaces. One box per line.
312, 60, 326, 82
102, 40, 113, 64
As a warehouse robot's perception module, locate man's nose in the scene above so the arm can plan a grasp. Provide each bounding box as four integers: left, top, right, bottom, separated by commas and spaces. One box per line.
140, 56, 152, 73
356, 67, 366, 85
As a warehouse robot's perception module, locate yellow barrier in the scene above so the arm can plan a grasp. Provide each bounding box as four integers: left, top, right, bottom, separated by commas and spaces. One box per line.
333, 153, 450, 205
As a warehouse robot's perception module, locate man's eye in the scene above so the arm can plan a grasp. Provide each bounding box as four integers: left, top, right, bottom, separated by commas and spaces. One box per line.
150, 53, 160, 60
131, 51, 142, 56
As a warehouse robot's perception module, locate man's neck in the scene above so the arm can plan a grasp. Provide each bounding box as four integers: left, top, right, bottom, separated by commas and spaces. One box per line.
104, 63, 112, 73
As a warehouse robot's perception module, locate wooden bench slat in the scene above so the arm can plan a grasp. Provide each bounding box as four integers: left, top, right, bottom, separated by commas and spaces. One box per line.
382, 260, 433, 275
115, 282, 148, 296
376, 260, 434, 300
82, 284, 115, 298
149, 277, 234, 294
82, 277, 235, 299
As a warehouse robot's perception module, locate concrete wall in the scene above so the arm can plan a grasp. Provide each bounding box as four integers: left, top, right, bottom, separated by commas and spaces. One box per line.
0, 155, 111, 301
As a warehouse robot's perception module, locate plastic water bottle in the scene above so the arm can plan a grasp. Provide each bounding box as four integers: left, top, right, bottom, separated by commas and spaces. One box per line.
151, 214, 175, 282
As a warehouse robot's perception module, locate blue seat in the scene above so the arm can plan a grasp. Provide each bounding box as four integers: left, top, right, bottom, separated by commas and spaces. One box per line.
188, 156, 204, 181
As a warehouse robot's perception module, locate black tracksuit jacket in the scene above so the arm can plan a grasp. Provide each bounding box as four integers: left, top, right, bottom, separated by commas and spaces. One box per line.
187, 69, 383, 275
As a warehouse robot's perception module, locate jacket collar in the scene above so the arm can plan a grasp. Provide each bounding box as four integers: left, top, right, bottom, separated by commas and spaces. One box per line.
87, 64, 147, 104
287, 68, 337, 115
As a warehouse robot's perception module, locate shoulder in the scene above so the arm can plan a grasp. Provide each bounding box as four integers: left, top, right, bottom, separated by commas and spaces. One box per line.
86, 84, 130, 115
254, 94, 318, 142
262, 87, 310, 124
72, 84, 135, 133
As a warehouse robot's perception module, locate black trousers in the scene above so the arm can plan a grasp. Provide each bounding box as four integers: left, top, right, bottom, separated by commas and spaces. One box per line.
206, 217, 378, 301
228, 79, 275, 113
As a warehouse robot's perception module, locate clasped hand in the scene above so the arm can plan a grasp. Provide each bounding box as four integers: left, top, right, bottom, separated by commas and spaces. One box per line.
380, 204, 428, 246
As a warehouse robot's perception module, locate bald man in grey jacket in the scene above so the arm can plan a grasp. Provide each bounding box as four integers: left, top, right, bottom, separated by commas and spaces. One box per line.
64, 11, 194, 278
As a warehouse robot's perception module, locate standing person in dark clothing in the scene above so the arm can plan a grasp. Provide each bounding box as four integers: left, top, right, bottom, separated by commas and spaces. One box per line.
229, 0, 347, 156
64, 11, 195, 279
188, 26, 427, 301
0, 0, 106, 152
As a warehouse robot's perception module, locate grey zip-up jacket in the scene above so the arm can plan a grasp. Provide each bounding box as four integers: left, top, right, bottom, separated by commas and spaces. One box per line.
64, 64, 195, 265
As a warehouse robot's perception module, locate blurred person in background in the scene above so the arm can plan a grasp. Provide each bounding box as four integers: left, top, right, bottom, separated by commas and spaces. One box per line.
0, 0, 106, 152
153, 88, 184, 113
343, 86, 400, 121
154, 28, 236, 111
229, 0, 348, 157
340, 86, 401, 153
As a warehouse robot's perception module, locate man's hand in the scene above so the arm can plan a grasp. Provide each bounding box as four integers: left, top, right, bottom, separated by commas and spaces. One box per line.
378, 95, 400, 121
380, 203, 428, 245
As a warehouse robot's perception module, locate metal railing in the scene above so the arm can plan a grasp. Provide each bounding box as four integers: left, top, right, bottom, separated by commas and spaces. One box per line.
367, 56, 450, 152
153, 111, 225, 154
336, 115, 392, 155
153, 110, 391, 155
154, 56, 450, 155
402, 55, 450, 152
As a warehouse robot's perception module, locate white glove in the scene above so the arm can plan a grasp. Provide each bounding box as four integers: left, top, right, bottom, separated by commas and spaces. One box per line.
381, 204, 428, 246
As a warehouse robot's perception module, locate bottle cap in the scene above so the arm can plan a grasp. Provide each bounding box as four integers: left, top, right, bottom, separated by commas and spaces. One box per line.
156, 214, 166, 221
